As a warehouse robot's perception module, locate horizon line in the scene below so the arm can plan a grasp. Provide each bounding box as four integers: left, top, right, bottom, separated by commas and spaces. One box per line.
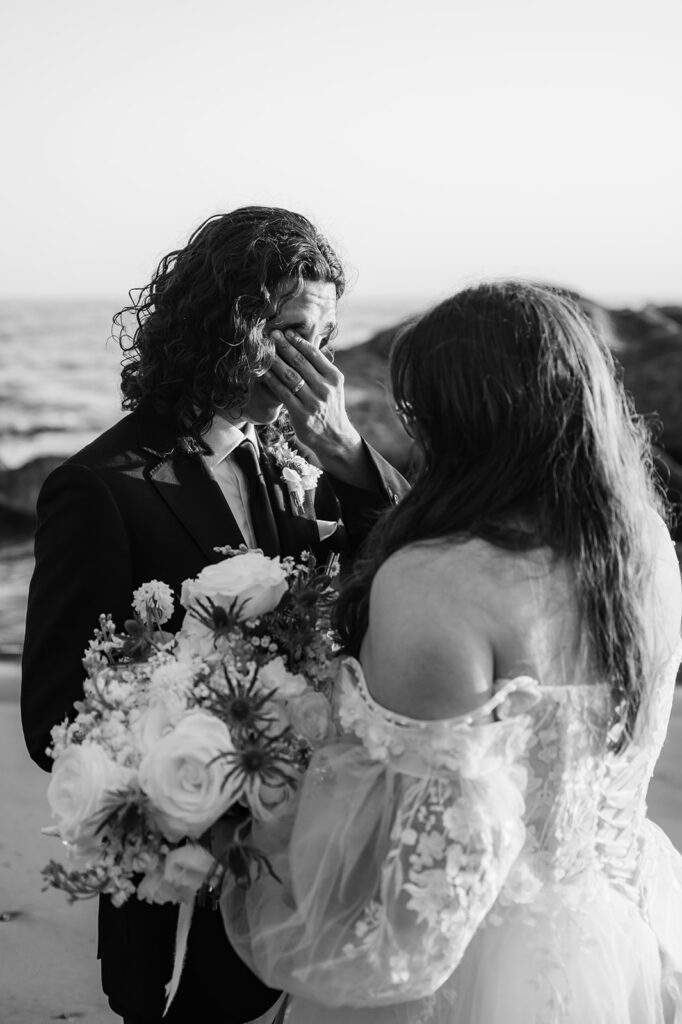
1, 292, 681, 311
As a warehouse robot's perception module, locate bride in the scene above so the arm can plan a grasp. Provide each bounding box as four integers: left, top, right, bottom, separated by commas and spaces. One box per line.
222, 281, 682, 1022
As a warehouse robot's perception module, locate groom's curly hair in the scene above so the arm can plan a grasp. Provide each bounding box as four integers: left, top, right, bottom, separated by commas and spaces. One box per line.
113, 207, 345, 445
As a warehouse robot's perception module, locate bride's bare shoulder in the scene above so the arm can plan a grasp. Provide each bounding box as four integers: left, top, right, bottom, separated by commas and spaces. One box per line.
361, 540, 511, 720
370, 538, 550, 613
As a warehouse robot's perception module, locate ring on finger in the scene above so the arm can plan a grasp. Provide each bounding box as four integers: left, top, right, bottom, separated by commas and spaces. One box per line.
291, 378, 306, 395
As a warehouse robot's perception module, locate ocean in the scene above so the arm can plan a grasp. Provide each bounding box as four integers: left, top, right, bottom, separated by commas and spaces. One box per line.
0, 297, 414, 660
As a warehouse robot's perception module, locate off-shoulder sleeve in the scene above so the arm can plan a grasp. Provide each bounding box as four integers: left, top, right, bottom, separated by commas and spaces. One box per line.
221, 661, 538, 1009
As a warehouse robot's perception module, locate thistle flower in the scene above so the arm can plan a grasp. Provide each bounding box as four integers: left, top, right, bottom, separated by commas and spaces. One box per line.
214, 730, 298, 804
202, 665, 276, 734
189, 597, 245, 641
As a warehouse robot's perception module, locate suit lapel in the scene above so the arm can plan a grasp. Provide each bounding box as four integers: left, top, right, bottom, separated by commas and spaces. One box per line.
150, 455, 246, 562
135, 411, 332, 563
259, 448, 320, 556
137, 412, 246, 563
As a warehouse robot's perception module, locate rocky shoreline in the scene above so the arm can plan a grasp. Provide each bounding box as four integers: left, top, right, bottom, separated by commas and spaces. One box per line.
0, 457, 64, 540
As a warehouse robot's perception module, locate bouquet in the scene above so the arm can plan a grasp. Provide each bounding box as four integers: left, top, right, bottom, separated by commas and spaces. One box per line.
42, 548, 340, 915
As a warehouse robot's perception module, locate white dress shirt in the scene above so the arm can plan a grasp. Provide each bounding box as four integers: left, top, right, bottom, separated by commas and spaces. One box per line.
201, 416, 260, 547
202, 414, 338, 546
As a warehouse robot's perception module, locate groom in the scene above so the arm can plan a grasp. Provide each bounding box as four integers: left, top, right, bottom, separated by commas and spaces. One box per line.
21, 207, 408, 1024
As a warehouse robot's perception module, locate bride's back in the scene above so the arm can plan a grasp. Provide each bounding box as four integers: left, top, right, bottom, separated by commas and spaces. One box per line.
360, 535, 588, 715
361, 511, 680, 718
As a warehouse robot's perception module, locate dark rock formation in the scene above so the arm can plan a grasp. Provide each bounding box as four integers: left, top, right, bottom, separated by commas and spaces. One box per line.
336, 319, 416, 476
599, 305, 682, 458
0, 456, 63, 538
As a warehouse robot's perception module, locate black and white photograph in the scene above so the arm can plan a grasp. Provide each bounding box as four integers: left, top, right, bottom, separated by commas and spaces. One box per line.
2, 1, 682, 1021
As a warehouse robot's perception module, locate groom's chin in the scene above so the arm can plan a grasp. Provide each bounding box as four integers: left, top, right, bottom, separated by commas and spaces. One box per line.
246, 383, 283, 424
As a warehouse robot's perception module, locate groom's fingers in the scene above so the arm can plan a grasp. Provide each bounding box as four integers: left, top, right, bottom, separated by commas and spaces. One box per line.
273, 330, 341, 386
267, 350, 312, 394
260, 370, 301, 414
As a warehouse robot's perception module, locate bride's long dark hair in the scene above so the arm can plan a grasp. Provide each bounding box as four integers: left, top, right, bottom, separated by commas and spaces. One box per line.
335, 281, 664, 749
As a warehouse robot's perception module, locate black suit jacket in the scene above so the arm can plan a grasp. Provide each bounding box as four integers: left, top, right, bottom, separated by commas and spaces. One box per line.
21, 407, 407, 1022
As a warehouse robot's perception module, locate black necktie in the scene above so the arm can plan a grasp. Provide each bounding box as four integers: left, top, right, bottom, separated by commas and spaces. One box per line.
233, 440, 281, 556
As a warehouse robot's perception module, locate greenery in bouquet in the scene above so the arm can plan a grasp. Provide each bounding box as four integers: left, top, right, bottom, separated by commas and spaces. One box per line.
42, 547, 340, 910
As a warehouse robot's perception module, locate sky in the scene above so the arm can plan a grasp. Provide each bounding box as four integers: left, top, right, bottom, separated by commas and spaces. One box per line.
2, 0, 681, 308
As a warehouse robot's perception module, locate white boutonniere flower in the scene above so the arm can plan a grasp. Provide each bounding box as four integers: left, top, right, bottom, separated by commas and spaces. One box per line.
269, 439, 322, 514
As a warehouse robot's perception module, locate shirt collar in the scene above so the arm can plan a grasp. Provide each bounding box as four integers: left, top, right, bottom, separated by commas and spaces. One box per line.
203, 416, 258, 468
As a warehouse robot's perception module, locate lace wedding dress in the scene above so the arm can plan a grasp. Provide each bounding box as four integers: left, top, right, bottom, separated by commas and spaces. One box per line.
222, 642, 682, 1024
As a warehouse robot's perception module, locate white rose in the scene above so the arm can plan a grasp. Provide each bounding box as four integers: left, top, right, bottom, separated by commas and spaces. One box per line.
258, 656, 308, 698
246, 776, 296, 823
138, 712, 240, 841
300, 465, 321, 491
47, 744, 135, 845
162, 843, 214, 899
258, 698, 291, 739
174, 615, 220, 660
288, 691, 333, 745
136, 868, 185, 905
131, 701, 176, 756
281, 466, 305, 502
180, 553, 288, 621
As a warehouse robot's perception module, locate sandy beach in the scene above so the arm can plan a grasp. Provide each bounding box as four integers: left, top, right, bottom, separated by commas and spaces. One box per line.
1, 662, 682, 1024
0, 663, 116, 1024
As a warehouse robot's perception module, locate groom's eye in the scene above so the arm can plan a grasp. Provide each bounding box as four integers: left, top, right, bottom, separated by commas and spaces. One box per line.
286, 321, 311, 338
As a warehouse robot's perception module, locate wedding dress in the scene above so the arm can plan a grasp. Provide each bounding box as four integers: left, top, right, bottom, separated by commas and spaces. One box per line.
222, 623, 682, 1023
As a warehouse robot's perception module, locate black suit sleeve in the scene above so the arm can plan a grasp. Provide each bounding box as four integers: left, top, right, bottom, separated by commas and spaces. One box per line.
21, 463, 133, 771
321, 440, 409, 550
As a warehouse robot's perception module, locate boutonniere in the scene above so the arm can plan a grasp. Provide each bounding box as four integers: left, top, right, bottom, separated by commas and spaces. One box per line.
268, 438, 322, 517
176, 436, 204, 456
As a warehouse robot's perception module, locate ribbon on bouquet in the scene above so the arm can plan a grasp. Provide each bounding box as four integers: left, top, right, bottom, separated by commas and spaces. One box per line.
163, 898, 195, 1016
41, 824, 195, 1016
